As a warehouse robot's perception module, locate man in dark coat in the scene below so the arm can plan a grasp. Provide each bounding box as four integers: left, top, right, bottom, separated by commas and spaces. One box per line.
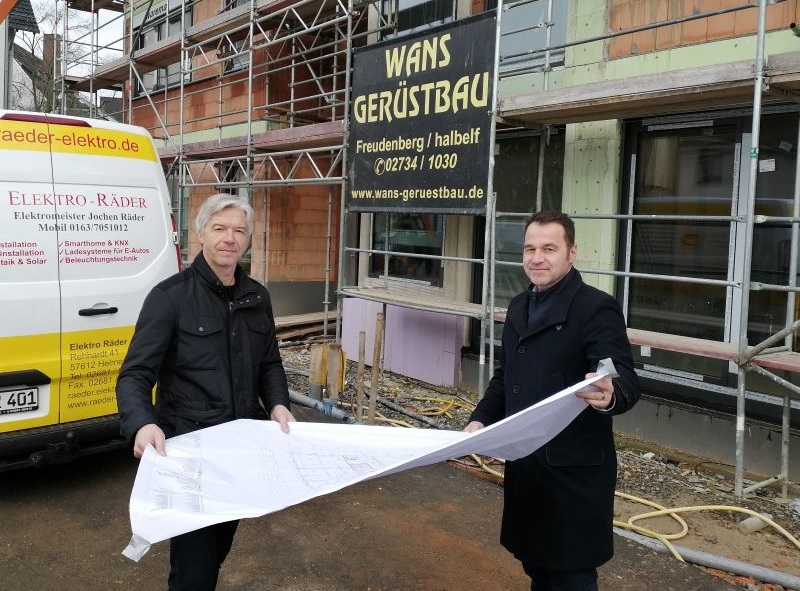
116, 193, 295, 591
465, 211, 640, 591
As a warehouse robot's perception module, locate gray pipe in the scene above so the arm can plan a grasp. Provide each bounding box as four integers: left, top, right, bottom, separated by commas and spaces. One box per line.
614, 527, 800, 591
289, 389, 356, 423
292, 385, 447, 429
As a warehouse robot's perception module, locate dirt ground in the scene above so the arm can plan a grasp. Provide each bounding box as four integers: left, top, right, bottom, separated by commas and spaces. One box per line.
1, 340, 795, 590
278, 340, 800, 590
0, 436, 745, 591
613, 443, 800, 587
0, 444, 529, 591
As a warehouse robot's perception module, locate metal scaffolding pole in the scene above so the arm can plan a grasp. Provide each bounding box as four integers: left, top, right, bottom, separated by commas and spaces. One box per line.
733, 0, 768, 498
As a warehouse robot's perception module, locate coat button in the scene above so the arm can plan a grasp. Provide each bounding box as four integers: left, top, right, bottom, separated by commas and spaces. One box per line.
512, 385, 520, 394
517, 345, 525, 354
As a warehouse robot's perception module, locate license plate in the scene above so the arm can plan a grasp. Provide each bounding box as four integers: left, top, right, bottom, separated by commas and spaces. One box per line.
0, 387, 39, 415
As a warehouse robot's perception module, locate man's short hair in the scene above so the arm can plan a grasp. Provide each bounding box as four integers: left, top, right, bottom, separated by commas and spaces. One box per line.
524, 211, 575, 248
195, 193, 254, 238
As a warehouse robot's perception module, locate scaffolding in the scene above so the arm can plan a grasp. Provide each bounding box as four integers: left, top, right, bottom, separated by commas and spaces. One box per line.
56, 0, 800, 498
60, 0, 394, 325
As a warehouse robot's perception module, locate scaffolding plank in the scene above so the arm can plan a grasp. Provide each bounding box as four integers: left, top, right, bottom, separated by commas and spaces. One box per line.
500, 56, 795, 125
256, 0, 341, 23
766, 50, 800, 90
71, 32, 181, 92
126, 33, 183, 69
749, 351, 800, 373
627, 329, 800, 374
69, 55, 129, 91
626, 329, 738, 361
67, 0, 123, 12
340, 286, 506, 320
158, 120, 344, 160
186, 4, 251, 47
275, 310, 337, 329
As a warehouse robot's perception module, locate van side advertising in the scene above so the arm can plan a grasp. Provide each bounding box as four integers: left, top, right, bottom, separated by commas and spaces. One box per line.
0, 111, 179, 470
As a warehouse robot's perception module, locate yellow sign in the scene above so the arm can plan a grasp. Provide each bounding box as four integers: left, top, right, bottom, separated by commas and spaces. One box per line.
0, 120, 157, 161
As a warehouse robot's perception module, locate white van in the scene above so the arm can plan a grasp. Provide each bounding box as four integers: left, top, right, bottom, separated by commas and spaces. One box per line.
0, 110, 180, 470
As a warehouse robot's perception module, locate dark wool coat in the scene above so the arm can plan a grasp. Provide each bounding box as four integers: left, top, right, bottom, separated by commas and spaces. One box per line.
116, 252, 290, 442
469, 269, 639, 571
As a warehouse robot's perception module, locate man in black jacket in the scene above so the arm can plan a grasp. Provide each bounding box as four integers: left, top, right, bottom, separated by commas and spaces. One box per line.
465, 211, 640, 591
116, 193, 295, 591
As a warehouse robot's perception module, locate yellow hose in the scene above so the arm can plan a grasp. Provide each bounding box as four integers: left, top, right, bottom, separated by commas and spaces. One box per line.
408, 395, 475, 411
460, 464, 800, 564
619, 499, 800, 554
374, 416, 416, 428
615, 491, 689, 540
469, 454, 504, 479
340, 394, 800, 565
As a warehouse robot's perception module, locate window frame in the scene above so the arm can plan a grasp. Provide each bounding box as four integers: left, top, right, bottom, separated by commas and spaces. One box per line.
379, 0, 456, 40
132, 6, 193, 96
486, 0, 567, 76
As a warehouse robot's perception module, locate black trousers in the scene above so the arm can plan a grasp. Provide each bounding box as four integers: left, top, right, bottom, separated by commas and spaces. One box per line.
168, 520, 240, 591
523, 561, 599, 591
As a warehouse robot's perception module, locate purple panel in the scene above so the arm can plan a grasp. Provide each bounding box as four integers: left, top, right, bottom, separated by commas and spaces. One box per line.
341, 300, 463, 387
383, 306, 462, 387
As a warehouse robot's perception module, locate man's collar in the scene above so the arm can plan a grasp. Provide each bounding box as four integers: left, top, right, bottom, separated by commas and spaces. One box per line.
529, 266, 576, 298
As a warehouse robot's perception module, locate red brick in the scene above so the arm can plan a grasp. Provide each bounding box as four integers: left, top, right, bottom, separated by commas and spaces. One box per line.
681, 16, 707, 45
707, 12, 735, 40
657, 22, 682, 49
765, 1, 794, 32
734, 6, 757, 36
629, 29, 657, 53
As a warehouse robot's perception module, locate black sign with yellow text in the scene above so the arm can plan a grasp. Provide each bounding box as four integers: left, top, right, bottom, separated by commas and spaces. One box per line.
347, 12, 497, 214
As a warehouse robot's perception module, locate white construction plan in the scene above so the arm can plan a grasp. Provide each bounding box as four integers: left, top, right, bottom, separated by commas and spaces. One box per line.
123, 365, 616, 561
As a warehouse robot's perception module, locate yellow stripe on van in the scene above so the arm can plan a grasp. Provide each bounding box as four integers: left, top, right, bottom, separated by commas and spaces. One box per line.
0, 332, 60, 378
0, 332, 60, 432
0, 120, 157, 161
0, 326, 134, 432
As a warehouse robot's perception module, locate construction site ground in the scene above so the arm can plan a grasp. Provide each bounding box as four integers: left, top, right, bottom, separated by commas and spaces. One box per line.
0, 405, 765, 591
280, 340, 800, 590
1, 340, 798, 590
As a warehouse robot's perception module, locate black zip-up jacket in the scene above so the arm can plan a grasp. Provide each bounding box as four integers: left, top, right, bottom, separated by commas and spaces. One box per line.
116, 252, 290, 442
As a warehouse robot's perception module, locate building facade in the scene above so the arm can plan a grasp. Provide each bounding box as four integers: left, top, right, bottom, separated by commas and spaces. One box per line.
64, 0, 800, 483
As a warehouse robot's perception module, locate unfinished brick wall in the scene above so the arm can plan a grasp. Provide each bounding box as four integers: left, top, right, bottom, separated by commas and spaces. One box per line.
184, 163, 339, 286
256, 181, 339, 284
608, 0, 800, 59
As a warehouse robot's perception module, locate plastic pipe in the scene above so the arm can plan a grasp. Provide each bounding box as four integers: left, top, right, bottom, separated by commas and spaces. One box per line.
289, 389, 355, 423
614, 527, 800, 590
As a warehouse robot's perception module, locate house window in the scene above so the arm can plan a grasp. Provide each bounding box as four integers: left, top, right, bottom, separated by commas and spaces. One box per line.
134, 8, 192, 94
381, 0, 455, 39
487, 0, 567, 75
222, 40, 249, 73
623, 112, 800, 388
370, 213, 444, 286
492, 129, 565, 307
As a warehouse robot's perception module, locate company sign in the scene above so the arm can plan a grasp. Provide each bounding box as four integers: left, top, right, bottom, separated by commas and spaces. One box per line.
348, 12, 497, 214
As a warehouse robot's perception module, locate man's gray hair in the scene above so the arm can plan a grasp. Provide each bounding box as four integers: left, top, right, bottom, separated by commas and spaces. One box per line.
195, 193, 254, 237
